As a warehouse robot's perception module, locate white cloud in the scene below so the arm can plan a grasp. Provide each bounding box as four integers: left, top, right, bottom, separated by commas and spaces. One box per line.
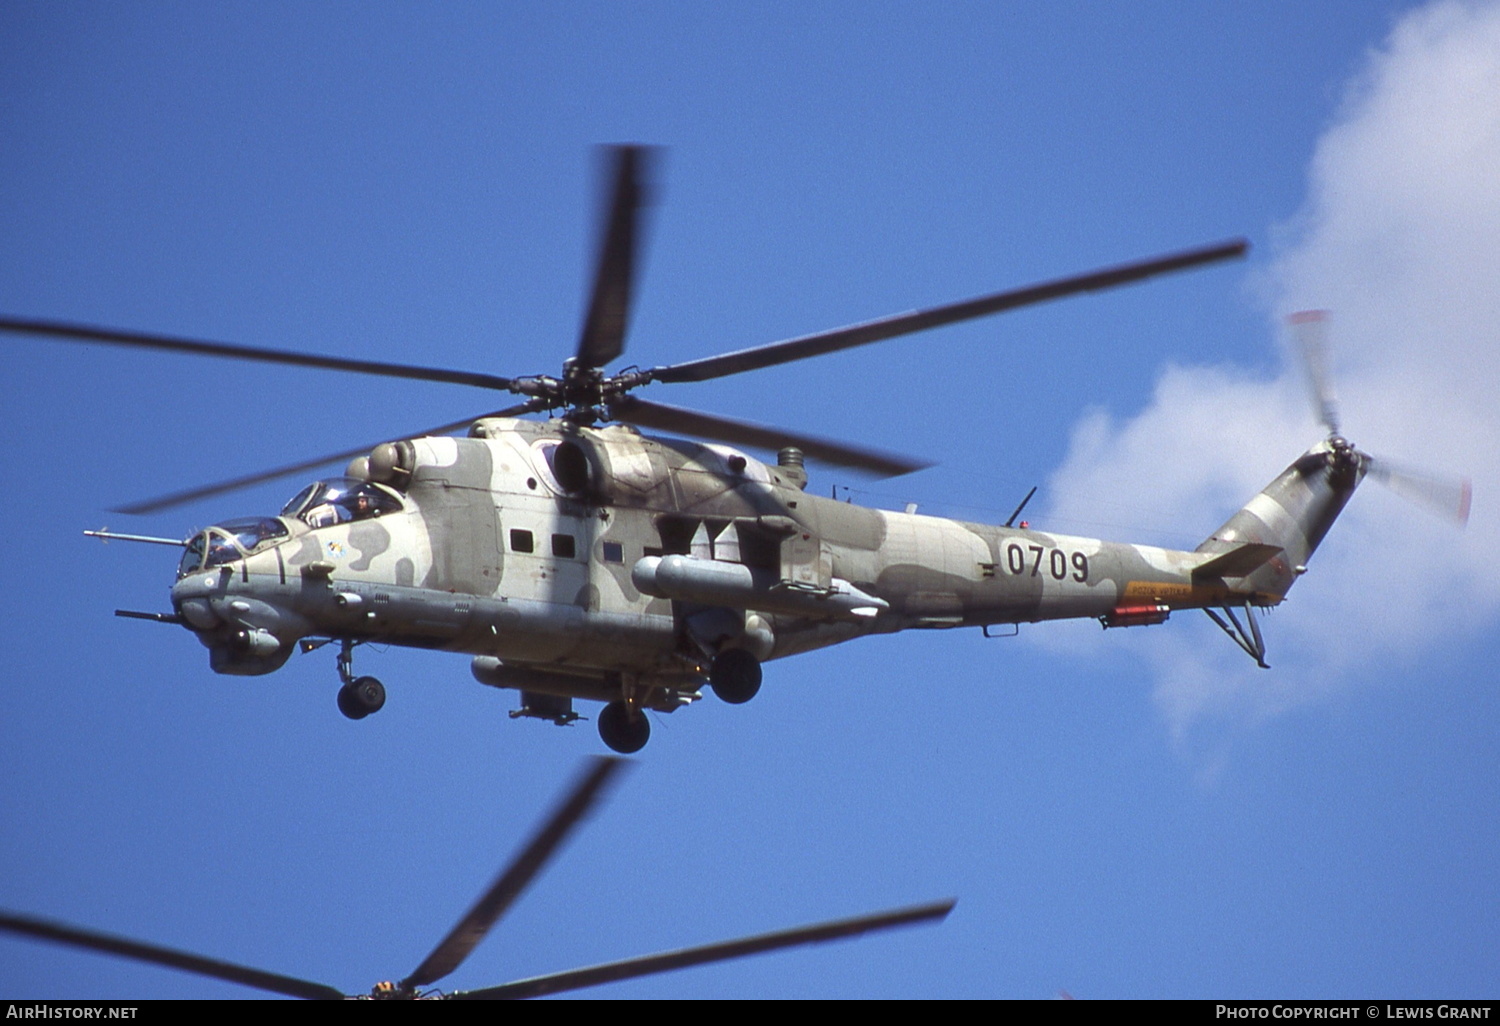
1041, 0, 1500, 740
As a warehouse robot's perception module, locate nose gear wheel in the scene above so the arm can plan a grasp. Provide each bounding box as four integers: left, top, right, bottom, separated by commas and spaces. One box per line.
338, 676, 386, 720
335, 639, 385, 720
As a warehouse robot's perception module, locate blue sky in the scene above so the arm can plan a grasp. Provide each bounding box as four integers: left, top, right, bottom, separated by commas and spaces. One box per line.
2, 0, 1497, 999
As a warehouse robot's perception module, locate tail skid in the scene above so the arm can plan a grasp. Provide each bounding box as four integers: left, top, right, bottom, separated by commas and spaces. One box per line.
1185, 310, 1468, 666
1191, 439, 1366, 666
1204, 601, 1270, 668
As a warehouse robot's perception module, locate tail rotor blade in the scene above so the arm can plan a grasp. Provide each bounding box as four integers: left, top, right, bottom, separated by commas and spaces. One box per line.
1288, 310, 1340, 436
1367, 455, 1472, 526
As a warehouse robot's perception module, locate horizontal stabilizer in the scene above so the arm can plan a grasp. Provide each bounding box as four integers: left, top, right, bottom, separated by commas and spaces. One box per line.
1192, 542, 1283, 580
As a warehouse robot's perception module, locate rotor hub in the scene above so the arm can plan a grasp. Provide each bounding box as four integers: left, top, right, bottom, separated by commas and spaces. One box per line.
1327, 435, 1361, 469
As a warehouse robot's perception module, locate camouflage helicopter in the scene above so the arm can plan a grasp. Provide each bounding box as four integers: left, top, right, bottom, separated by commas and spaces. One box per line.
0, 147, 1469, 753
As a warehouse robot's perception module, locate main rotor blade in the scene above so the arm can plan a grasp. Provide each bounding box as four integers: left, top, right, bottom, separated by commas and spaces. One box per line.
0, 316, 518, 392
575, 145, 656, 372
0, 909, 344, 1000
1288, 310, 1340, 436
112, 401, 549, 515
610, 395, 932, 478
650, 238, 1248, 384
1367, 455, 1472, 526
448, 898, 956, 1000
401, 757, 627, 991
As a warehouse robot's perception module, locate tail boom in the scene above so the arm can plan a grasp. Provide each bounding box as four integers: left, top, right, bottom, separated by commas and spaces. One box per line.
1193, 440, 1366, 603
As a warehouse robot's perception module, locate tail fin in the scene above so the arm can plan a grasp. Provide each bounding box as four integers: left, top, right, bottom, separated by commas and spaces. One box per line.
1194, 439, 1367, 603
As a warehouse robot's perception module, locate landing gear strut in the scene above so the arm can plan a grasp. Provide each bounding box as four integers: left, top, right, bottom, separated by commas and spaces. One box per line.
335, 639, 386, 720
709, 649, 762, 704
597, 701, 650, 753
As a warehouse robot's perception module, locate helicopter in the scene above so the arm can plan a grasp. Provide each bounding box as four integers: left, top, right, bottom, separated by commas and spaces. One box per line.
0, 146, 1470, 754
0, 756, 954, 998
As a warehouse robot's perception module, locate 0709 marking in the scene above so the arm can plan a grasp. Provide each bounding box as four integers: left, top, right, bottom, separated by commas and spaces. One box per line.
1004, 543, 1088, 582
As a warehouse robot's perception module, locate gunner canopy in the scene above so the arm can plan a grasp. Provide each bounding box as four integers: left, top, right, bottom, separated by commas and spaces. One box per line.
177, 517, 289, 577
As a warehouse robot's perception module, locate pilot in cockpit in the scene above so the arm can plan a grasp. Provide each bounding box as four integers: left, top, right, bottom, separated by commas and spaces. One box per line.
290, 479, 400, 529
303, 500, 341, 529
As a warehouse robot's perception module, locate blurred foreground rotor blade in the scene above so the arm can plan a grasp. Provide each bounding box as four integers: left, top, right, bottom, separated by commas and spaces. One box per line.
0, 316, 518, 393
610, 395, 932, 478
575, 145, 657, 372
1367, 456, 1472, 526
651, 239, 1248, 384
401, 757, 627, 991
1288, 310, 1340, 436
112, 400, 549, 515
0, 909, 344, 1000
449, 898, 956, 1000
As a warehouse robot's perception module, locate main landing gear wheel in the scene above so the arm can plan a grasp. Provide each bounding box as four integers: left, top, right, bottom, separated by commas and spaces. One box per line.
709, 649, 762, 704
337, 676, 386, 720
597, 701, 650, 753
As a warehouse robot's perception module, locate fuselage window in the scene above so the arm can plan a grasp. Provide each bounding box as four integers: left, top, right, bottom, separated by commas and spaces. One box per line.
552, 534, 576, 559
602, 541, 624, 564
510, 529, 534, 553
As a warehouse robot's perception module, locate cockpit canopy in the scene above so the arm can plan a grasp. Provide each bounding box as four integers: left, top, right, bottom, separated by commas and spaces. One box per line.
175, 480, 405, 579
281, 478, 403, 529
177, 517, 289, 578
